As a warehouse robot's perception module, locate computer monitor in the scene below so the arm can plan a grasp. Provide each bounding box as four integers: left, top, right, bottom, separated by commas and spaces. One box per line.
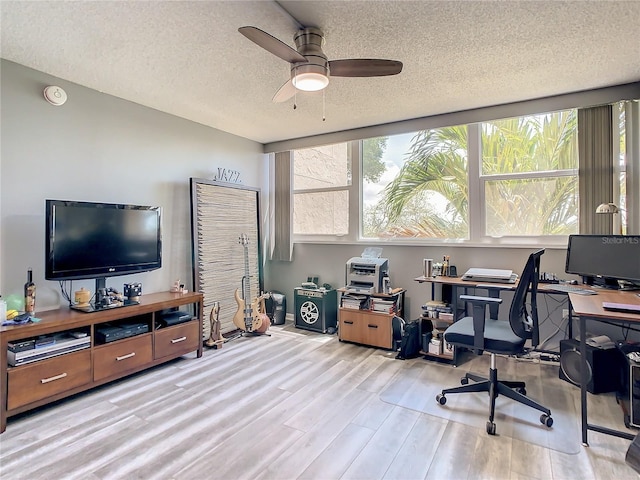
565, 235, 640, 289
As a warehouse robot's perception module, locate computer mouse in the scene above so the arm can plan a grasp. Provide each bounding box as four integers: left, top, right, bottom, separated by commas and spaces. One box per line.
569, 279, 578, 285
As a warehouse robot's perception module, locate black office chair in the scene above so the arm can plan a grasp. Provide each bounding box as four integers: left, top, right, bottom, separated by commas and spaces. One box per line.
435, 249, 553, 435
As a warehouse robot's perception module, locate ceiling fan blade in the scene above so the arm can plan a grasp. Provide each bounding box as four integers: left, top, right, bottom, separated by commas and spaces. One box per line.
239, 26, 307, 64
272, 79, 296, 103
328, 59, 403, 77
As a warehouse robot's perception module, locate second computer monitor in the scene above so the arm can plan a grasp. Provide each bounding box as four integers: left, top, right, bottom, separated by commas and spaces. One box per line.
565, 234, 640, 288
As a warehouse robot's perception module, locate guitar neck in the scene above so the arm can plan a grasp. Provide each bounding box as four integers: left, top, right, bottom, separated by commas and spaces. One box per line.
243, 245, 251, 302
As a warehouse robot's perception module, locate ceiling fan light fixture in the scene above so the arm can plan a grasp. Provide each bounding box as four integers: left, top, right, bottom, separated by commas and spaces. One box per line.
293, 72, 328, 91
292, 63, 329, 92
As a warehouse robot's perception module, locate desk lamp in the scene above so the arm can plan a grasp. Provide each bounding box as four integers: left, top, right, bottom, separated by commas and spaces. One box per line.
595, 202, 623, 234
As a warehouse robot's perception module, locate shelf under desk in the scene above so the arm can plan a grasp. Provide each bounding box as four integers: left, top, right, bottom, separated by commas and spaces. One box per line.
415, 275, 575, 334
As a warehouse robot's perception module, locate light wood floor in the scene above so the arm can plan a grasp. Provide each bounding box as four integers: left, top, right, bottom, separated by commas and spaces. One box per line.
0, 321, 636, 480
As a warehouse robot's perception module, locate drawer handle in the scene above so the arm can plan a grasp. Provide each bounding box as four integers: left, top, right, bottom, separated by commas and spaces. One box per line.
171, 336, 187, 344
344, 321, 354, 325
41, 372, 67, 384
367, 324, 379, 329
116, 352, 136, 361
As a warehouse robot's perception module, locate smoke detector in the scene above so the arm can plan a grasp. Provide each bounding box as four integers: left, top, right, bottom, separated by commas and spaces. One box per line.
43, 86, 67, 106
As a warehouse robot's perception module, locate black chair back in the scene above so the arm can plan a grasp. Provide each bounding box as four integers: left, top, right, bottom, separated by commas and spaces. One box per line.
509, 249, 544, 347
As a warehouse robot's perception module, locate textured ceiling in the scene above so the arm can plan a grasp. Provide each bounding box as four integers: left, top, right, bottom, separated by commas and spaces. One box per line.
2, 1, 639, 145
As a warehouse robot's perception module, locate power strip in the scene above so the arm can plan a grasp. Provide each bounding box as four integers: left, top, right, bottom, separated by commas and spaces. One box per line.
516, 352, 560, 364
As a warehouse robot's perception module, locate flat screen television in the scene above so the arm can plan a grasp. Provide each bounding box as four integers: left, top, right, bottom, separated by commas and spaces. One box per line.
45, 199, 162, 310
565, 234, 640, 289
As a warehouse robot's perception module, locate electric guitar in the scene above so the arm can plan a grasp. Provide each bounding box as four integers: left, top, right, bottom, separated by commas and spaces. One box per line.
232, 234, 266, 332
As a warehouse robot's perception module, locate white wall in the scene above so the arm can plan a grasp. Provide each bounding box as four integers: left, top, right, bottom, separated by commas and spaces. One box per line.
0, 60, 268, 311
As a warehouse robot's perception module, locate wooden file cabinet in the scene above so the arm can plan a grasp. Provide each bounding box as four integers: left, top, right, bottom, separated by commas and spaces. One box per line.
339, 308, 395, 349
338, 288, 405, 350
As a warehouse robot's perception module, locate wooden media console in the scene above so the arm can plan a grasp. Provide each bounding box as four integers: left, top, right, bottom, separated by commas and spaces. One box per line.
0, 291, 203, 433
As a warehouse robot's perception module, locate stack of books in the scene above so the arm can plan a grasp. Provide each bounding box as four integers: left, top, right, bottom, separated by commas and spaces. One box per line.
421, 301, 448, 319
370, 298, 396, 314
341, 294, 367, 310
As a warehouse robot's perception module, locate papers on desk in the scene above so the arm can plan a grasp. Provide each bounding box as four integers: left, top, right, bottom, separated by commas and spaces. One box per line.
586, 335, 616, 350
341, 294, 367, 310
462, 268, 518, 284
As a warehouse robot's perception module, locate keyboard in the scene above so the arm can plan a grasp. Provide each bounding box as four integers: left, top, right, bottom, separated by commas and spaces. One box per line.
544, 284, 597, 295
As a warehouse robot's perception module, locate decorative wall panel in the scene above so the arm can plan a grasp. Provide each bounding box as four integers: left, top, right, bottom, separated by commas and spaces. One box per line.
190, 179, 262, 337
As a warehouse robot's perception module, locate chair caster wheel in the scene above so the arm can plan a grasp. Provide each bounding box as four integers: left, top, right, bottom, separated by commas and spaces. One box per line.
540, 414, 553, 428
516, 387, 526, 395
436, 394, 447, 405
486, 421, 496, 435
461, 377, 469, 385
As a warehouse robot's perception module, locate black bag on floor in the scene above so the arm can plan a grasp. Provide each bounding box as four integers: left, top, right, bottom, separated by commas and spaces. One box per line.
392, 316, 405, 351
396, 319, 421, 360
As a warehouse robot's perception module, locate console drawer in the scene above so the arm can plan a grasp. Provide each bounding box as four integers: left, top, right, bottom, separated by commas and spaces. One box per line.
93, 334, 153, 381
154, 321, 199, 360
7, 349, 91, 410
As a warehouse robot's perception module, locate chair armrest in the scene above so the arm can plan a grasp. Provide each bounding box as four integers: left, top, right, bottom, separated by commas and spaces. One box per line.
459, 295, 503, 351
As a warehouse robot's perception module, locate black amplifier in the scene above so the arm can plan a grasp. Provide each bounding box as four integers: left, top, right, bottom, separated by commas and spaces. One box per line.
294, 288, 337, 333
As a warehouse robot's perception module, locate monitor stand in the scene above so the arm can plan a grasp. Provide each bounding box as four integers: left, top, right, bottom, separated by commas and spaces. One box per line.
584, 275, 620, 290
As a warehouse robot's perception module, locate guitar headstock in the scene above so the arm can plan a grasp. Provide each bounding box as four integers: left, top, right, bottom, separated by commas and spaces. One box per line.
238, 233, 249, 246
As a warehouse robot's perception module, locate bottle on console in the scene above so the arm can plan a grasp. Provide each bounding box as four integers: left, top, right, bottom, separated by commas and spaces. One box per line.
24, 268, 36, 316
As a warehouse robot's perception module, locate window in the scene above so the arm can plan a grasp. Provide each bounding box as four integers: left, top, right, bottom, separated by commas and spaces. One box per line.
292, 143, 351, 236
362, 128, 469, 240
360, 110, 579, 242
291, 103, 636, 245
480, 111, 578, 237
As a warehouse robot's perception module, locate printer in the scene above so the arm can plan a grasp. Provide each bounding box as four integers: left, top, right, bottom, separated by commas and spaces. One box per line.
345, 257, 389, 294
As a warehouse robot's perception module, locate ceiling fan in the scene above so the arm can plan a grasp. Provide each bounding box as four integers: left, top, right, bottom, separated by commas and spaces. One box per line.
238, 26, 403, 103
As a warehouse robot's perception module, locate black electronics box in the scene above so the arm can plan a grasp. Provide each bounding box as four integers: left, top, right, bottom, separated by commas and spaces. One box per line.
95, 325, 128, 344
7, 338, 36, 353
120, 322, 149, 336
158, 311, 192, 327
95, 322, 149, 344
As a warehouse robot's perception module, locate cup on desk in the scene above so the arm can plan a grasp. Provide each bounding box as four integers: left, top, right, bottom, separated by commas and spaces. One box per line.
423, 258, 433, 277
